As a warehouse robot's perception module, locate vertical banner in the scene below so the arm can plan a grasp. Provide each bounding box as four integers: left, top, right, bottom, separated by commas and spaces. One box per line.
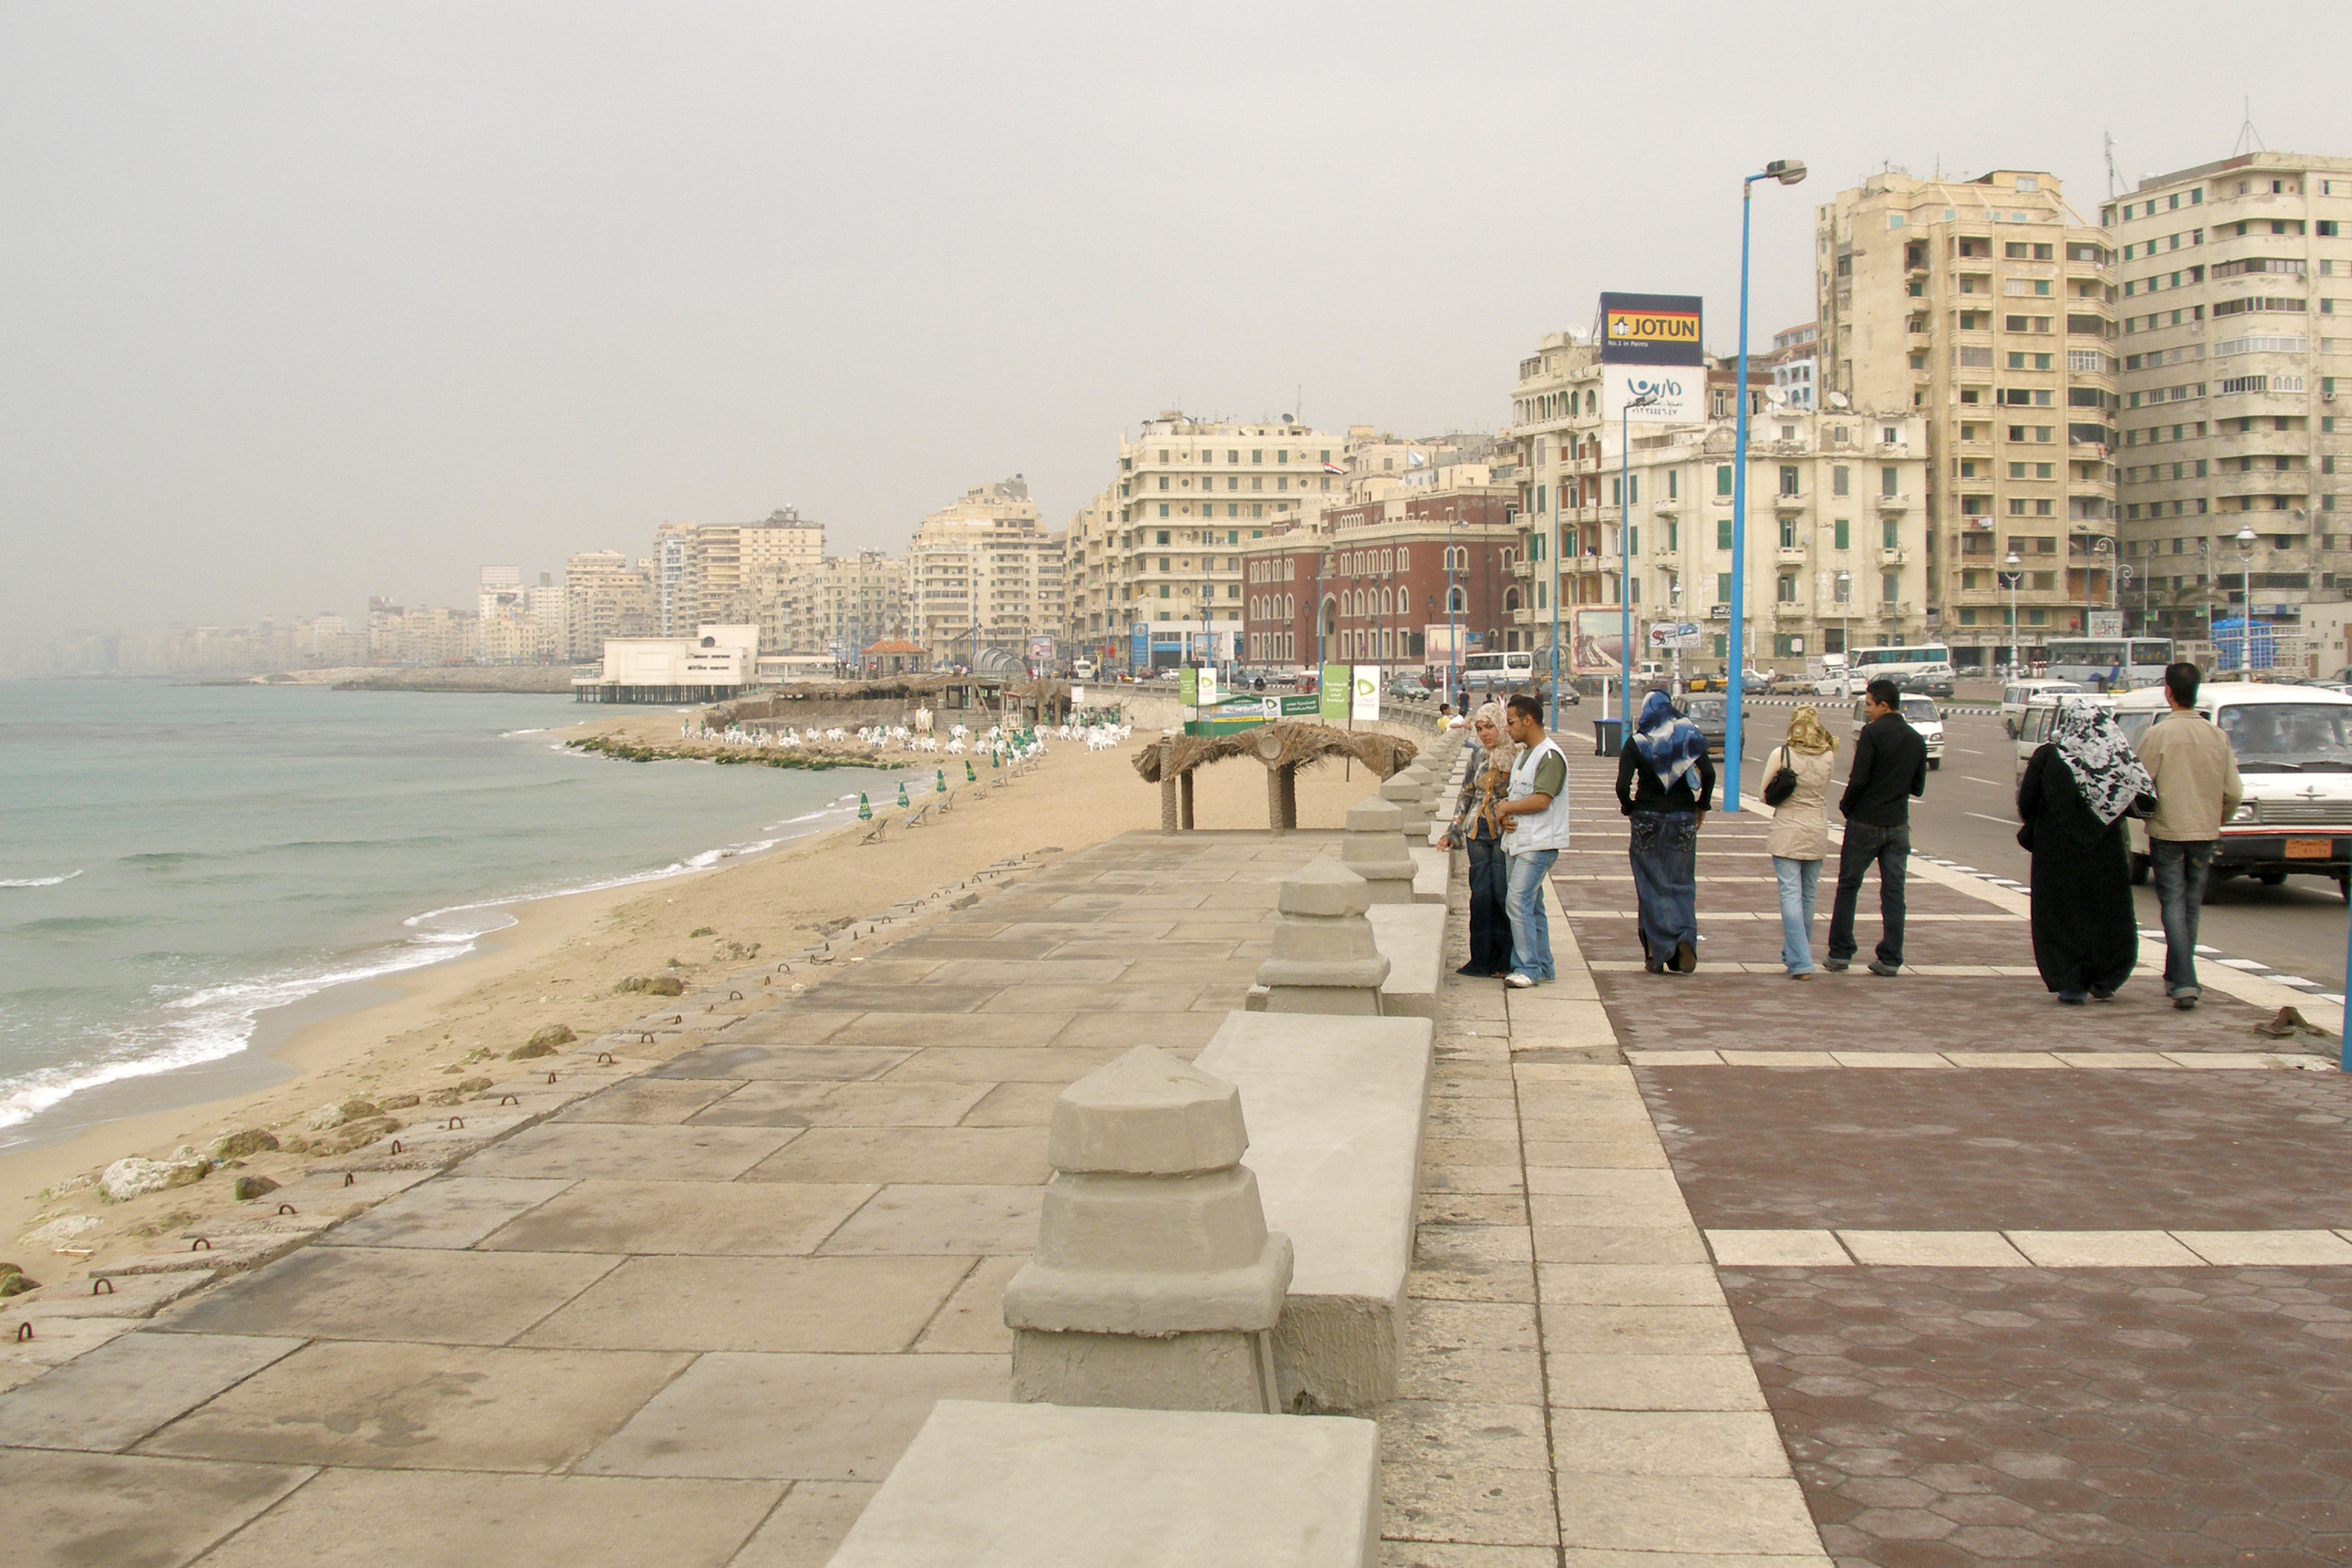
1178, 668, 1199, 707
1598, 292, 1705, 423
1318, 663, 1351, 724
1197, 666, 1219, 707
1351, 665, 1382, 722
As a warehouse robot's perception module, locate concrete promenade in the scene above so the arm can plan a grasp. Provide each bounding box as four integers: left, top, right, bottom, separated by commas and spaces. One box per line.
7, 739, 2352, 1566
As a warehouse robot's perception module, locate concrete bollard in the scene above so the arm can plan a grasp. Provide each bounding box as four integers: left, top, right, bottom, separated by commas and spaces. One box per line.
1004, 1046, 1292, 1415
1340, 796, 1416, 903
1380, 768, 1434, 838
1256, 858, 1390, 1016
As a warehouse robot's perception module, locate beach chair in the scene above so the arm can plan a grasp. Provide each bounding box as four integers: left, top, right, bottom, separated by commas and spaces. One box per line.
859, 817, 890, 846
903, 802, 932, 828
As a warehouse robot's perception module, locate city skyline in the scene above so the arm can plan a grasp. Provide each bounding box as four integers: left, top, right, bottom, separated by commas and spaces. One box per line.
5, 5, 2347, 639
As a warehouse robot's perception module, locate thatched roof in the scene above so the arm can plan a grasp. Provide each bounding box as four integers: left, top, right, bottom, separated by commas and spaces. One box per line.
1130, 721, 1419, 784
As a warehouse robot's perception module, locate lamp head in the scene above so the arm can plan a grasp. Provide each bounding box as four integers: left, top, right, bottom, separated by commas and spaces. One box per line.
1765, 159, 1808, 185
2234, 525, 2259, 544
2004, 551, 2021, 567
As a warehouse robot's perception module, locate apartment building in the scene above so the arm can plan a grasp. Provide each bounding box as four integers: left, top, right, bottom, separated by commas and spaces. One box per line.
2106, 152, 2352, 653
367, 599, 474, 666
792, 549, 909, 661
1063, 485, 1119, 663
1756, 322, 1821, 410
1817, 170, 2122, 670
562, 550, 657, 662
907, 478, 1060, 665
1104, 413, 1344, 667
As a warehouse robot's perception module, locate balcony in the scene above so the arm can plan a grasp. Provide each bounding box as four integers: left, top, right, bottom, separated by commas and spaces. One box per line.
1509, 559, 1532, 580
1777, 544, 1808, 564
1773, 492, 1805, 516
1881, 548, 1910, 566
1651, 497, 1681, 518
1874, 492, 1912, 512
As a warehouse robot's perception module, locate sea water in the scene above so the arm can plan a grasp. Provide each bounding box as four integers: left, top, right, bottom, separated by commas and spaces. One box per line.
0, 681, 912, 1152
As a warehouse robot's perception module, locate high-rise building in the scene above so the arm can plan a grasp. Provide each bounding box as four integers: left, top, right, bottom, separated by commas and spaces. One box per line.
907, 478, 1060, 665
1817, 170, 2121, 671
563, 550, 657, 662
1063, 485, 1119, 664
2105, 152, 2352, 662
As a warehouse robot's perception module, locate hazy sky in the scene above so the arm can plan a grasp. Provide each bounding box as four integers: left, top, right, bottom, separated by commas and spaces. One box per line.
4, 3, 2345, 637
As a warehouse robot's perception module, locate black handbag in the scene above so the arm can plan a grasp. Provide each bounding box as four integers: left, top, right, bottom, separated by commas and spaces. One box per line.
1762, 747, 1798, 808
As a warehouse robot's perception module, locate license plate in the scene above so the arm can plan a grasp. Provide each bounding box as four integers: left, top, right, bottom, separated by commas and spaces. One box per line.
2284, 838, 2332, 859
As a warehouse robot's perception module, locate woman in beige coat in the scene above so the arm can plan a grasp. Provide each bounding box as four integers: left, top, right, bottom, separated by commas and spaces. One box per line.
1762, 706, 1838, 978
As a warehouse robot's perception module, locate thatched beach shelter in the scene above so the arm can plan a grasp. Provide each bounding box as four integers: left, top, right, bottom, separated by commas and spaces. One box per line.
1132, 721, 1419, 833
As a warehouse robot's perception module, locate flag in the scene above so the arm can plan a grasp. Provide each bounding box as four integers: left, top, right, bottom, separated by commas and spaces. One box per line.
1321, 461, 1344, 475
1408, 450, 1426, 468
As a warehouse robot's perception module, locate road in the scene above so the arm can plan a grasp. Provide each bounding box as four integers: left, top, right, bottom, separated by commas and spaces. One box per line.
1728, 705, 2352, 995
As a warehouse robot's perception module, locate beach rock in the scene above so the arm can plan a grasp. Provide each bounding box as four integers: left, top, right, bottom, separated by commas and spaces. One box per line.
526, 1024, 577, 1049
100, 1150, 209, 1202
689, 926, 716, 938
233, 1174, 279, 1201
616, 977, 649, 994
21, 1215, 100, 1247
213, 1129, 279, 1160
306, 1103, 348, 1132
644, 975, 685, 997
508, 1040, 557, 1060
377, 1093, 421, 1110
0, 1264, 37, 1298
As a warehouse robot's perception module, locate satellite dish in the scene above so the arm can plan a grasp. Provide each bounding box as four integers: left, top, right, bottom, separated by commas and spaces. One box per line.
1826, 391, 1851, 410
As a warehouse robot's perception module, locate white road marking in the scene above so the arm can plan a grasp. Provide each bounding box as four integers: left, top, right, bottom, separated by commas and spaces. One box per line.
1963, 812, 2021, 828
1962, 776, 2002, 786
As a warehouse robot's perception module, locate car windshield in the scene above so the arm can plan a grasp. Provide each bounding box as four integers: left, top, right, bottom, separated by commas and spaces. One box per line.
1683, 698, 1725, 720
2215, 702, 2352, 772
1901, 697, 1939, 722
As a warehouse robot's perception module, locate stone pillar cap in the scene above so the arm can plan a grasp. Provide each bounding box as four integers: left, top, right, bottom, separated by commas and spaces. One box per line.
1345, 796, 1406, 832
1276, 857, 1372, 919
1047, 1046, 1248, 1176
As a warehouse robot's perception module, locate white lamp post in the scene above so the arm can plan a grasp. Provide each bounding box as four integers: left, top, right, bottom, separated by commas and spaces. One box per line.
2002, 550, 2023, 678
2234, 523, 2260, 674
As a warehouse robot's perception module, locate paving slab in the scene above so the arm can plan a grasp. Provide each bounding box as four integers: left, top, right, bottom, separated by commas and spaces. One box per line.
476, 1178, 874, 1255
647, 1043, 913, 1081
191, 1468, 782, 1568
1834, 1230, 2033, 1266
2001, 1229, 2208, 1267
0, 1449, 315, 1568
0, 1331, 302, 1452
689, 1080, 992, 1128
152, 1246, 620, 1345
456, 1121, 799, 1181
1555, 1474, 1824, 1556
730, 1478, 882, 1567
516, 1254, 971, 1353
137, 1340, 688, 1471
741, 1125, 1050, 1185
578, 1350, 1007, 1480
2171, 1227, 2352, 1266
814, 1184, 1043, 1256
555, 1077, 743, 1123
1552, 1409, 1793, 1477
317, 1176, 575, 1250
0, 1314, 141, 1390
1704, 1230, 1853, 1267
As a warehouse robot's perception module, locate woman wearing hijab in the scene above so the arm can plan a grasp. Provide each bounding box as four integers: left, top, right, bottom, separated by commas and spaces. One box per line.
1761, 706, 1838, 979
1437, 702, 1516, 976
1615, 689, 1715, 974
2017, 698, 2158, 1003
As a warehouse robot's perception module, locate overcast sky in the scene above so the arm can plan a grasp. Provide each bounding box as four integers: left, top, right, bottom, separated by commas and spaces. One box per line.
3, 2, 2345, 638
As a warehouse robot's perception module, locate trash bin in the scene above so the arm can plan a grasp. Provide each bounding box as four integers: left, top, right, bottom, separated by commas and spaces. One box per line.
1592, 717, 1626, 756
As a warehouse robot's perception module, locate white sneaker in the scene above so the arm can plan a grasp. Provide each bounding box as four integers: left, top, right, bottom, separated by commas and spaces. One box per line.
1504, 972, 1537, 988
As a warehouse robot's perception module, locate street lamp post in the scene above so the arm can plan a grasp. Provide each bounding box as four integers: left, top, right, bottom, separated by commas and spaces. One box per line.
1726, 155, 1808, 812
1446, 508, 1461, 709
2002, 551, 2022, 678
2234, 523, 2261, 675
1617, 388, 1660, 727
1836, 570, 1852, 681
1547, 481, 1563, 733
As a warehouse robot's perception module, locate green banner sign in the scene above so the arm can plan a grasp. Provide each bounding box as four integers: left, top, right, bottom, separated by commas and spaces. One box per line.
1178, 668, 1199, 707
1318, 664, 1351, 725
1279, 693, 1321, 718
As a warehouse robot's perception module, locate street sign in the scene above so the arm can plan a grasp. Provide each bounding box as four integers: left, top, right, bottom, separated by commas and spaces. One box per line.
1648, 621, 1703, 651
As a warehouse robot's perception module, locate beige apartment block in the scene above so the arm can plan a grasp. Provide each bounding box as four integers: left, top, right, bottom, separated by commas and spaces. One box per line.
563, 550, 658, 662
1063, 485, 1119, 658
908, 477, 1060, 665
1106, 413, 1344, 667
1818, 169, 2121, 671
784, 547, 909, 660
2105, 152, 2352, 658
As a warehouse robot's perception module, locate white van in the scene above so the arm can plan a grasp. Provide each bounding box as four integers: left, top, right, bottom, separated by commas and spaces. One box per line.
2001, 679, 2084, 738
2013, 693, 2114, 783
1070, 658, 1096, 681
2113, 682, 2352, 896
1462, 650, 1537, 695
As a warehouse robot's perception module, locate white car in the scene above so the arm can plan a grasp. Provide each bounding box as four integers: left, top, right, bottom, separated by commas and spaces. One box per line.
1854, 694, 1944, 770
2001, 679, 2084, 738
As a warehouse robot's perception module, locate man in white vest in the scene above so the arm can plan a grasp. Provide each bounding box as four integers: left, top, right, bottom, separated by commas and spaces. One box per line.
1495, 693, 1571, 988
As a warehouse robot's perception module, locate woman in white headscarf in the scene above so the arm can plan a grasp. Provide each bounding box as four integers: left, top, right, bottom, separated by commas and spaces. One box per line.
2016, 698, 2157, 1003
1437, 702, 1517, 976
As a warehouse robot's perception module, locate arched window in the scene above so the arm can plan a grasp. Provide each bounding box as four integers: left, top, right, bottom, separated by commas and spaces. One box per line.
1396, 547, 1409, 573
1448, 586, 1466, 614
1504, 587, 1521, 614
1284, 594, 1293, 619
1501, 547, 1515, 569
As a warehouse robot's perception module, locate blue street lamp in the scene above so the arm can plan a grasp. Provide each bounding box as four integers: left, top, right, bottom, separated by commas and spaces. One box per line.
1446, 508, 1461, 709
1726, 156, 1807, 813
1616, 387, 1660, 725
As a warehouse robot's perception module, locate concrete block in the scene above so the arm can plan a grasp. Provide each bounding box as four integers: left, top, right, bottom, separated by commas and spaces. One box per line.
1409, 845, 1449, 904
825, 1400, 1379, 1568
1197, 1010, 1435, 1413
1341, 798, 1417, 904
1367, 903, 1446, 1021
1258, 858, 1389, 1017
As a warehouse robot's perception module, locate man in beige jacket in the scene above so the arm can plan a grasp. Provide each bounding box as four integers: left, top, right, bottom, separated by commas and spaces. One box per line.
2133, 662, 2243, 1009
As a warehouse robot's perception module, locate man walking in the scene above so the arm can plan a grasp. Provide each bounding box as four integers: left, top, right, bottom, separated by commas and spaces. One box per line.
1827, 678, 1928, 976
2134, 661, 2242, 1009
1496, 693, 1572, 988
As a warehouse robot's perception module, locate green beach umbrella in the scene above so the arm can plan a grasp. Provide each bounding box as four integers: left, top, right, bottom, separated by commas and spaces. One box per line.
934, 769, 946, 794
857, 792, 871, 821
991, 750, 1001, 769
896, 782, 910, 807
964, 761, 975, 782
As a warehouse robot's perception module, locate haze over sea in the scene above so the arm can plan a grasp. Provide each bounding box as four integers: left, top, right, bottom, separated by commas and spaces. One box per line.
0, 682, 904, 1152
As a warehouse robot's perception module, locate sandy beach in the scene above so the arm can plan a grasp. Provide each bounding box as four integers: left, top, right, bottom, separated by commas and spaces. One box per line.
1, 717, 1406, 1276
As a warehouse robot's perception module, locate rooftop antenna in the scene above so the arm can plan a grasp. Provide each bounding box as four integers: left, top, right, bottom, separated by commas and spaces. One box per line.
2232, 96, 2265, 157
2104, 132, 2121, 198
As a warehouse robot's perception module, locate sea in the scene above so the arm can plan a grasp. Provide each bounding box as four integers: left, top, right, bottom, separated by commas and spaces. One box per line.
0, 681, 914, 1155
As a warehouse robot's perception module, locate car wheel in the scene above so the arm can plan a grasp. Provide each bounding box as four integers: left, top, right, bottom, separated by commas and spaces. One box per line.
2130, 853, 2150, 887
2256, 870, 2287, 886
1929, 758, 1941, 770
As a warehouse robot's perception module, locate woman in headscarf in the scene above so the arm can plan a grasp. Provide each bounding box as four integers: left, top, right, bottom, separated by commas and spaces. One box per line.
1761, 705, 1838, 978
1615, 689, 1715, 974
1437, 702, 1517, 976
2017, 697, 2158, 1003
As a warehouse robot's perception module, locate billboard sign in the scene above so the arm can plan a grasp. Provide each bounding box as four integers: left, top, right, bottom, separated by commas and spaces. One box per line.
1599, 292, 1704, 424
1279, 693, 1322, 718
1197, 666, 1219, 707
1570, 607, 1630, 677
1648, 621, 1704, 651
1318, 663, 1351, 724
2088, 609, 2123, 638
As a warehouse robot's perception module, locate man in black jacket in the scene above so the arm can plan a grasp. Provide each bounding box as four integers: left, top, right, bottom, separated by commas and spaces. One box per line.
1826, 678, 1929, 976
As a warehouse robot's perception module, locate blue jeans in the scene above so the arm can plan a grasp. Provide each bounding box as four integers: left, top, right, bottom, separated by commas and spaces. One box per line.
1774, 857, 1822, 975
1628, 812, 1699, 965
1828, 822, 1909, 967
1464, 835, 1513, 976
2151, 838, 2214, 995
1506, 848, 1559, 982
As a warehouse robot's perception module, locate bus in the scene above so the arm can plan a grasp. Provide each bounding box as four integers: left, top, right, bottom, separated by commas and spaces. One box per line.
2043, 637, 2172, 691
1848, 644, 1955, 697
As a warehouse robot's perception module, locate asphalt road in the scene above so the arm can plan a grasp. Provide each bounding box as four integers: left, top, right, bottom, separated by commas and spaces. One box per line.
1727, 705, 2352, 995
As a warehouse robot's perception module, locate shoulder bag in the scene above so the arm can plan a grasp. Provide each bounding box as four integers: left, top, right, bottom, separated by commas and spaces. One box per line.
1761, 746, 1799, 808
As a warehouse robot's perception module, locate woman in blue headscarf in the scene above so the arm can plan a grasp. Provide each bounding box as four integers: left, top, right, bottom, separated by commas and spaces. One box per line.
1615, 689, 1715, 974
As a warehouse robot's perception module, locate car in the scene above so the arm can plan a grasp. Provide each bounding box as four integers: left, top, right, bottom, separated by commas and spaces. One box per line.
1679, 695, 1746, 756
1854, 694, 1945, 769
2011, 692, 2115, 782
1387, 675, 1436, 702
2000, 679, 2085, 738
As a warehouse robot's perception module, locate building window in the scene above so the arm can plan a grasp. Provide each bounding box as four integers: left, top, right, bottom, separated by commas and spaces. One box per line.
1779, 466, 1800, 497
1717, 518, 1733, 550
1715, 465, 1732, 497
1716, 573, 1733, 603
1833, 519, 1851, 551
1777, 573, 1796, 603
1833, 466, 1850, 497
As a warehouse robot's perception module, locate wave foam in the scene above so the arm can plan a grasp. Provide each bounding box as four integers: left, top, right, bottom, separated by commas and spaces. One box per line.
0, 871, 82, 888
